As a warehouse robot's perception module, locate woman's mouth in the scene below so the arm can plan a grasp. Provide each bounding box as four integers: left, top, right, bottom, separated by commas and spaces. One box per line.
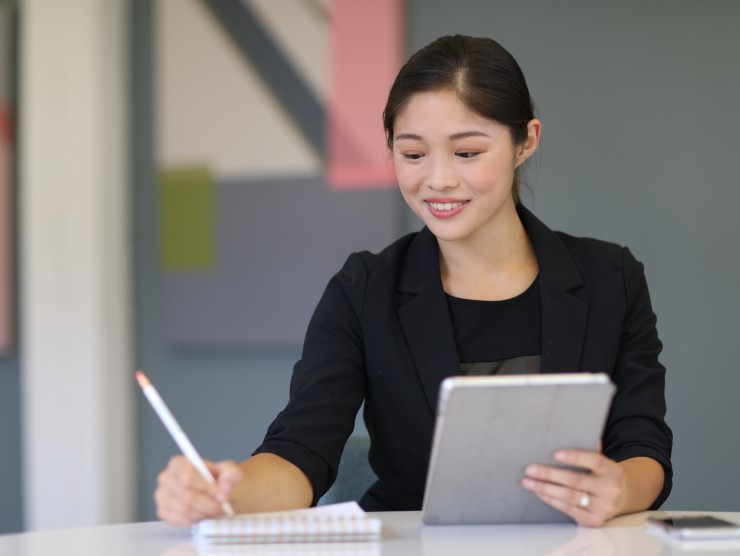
426, 200, 466, 219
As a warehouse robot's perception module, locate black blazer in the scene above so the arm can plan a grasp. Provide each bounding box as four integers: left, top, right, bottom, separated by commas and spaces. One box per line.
256, 206, 673, 510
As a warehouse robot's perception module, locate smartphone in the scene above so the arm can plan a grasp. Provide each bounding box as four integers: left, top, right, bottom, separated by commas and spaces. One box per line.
647, 515, 740, 540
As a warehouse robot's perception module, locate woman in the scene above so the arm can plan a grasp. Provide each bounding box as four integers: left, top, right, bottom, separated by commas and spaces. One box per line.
154, 35, 672, 528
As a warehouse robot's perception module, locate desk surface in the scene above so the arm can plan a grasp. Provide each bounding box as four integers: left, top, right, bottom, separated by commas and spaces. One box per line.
2, 511, 739, 556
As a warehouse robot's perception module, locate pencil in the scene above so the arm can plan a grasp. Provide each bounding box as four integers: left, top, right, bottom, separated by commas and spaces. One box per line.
135, 370, 235, 517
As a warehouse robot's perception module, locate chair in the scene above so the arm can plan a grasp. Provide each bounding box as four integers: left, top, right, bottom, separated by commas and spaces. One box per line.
318, 435, 377, 505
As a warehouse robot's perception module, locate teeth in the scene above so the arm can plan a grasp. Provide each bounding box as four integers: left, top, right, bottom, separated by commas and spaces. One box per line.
430, 202, 462, 211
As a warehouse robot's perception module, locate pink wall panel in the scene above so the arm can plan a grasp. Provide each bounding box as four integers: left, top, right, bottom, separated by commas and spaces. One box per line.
0, 101, 12, 353
326, 0, 404, 189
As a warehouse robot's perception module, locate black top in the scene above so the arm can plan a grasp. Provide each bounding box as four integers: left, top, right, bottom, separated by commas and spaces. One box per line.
254, 205, 673, 511
445, 277, 541, 375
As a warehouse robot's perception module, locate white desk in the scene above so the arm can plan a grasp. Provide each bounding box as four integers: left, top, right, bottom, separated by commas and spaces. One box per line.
1, 511, 739, 556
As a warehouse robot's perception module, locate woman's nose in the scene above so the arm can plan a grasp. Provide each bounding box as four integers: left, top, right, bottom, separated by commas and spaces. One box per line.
427, 156, 458, 191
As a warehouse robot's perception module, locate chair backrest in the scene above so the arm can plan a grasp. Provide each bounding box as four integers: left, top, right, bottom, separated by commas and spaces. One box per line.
318, 435, 377, 505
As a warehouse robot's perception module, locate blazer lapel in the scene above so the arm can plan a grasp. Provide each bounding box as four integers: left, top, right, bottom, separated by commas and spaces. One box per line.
397, 228, 460, 413
519, 206, 588, 373
539, 281, 588, 372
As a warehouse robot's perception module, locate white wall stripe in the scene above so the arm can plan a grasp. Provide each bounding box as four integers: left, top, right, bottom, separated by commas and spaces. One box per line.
20, 0, 134, 530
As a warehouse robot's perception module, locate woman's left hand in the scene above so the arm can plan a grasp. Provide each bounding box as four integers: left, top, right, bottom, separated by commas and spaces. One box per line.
521, 449, 626, 527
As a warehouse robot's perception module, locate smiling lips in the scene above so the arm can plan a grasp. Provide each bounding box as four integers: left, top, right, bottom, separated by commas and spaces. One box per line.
426, 200, 467, 219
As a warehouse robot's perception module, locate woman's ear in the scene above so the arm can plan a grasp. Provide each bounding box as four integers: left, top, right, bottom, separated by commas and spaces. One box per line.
516, 118, 541, 167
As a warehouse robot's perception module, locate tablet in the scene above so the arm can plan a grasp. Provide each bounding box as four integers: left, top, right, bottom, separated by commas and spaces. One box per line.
421, 373, 615, 525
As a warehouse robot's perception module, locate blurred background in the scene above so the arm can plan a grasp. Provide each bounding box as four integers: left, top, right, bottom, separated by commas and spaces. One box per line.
1, 0, 739, 533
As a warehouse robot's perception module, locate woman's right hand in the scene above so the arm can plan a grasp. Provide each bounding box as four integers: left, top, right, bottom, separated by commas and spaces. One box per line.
154, 455, 243, 526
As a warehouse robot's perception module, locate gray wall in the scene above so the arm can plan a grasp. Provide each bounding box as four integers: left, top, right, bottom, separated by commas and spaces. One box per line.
0, 358, 22, 534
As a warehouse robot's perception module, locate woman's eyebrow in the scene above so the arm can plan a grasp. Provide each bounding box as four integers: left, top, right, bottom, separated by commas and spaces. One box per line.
394, 133, 422, 141
449, 130, 490, 140
394, 130, 490, 142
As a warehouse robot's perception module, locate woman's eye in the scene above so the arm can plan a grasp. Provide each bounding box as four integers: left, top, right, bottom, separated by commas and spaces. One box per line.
402, 153, 424, 160
456, 151, 479, 159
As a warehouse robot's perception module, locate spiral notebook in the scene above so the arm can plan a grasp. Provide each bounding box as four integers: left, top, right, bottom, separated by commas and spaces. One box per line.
192, 502, 382, 544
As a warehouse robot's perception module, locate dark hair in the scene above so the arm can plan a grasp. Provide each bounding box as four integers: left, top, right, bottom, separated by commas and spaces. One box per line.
383, 35, 536, 201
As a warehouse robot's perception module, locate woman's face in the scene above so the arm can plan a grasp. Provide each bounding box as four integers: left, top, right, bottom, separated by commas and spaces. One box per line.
392, 90, 535, 245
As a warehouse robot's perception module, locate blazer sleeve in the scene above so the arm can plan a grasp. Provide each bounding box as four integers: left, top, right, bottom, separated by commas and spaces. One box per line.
602, 247, 673, 508
253, 253, 369, 505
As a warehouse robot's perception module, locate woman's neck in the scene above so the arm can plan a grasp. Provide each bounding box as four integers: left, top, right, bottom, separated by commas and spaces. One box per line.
437, 207, 539, 301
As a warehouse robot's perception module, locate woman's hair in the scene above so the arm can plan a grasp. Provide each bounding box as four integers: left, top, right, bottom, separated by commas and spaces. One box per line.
383, 35, 536, 201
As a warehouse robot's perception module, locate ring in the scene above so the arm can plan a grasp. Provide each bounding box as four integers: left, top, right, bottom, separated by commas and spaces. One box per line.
578, 493, 590, 508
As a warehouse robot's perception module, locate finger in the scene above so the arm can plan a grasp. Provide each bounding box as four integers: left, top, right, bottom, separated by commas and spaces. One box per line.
167, 456, 221, 497
522, 476, 601, 512
155, 479, 224, 525
523, 464, 596, 494
553, 452, 624, 505
156, 457, 225, 524
534, 492, 607, 528
523, 462, 623, 514
553, 450, 612, 473
210, 459, 243, 496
